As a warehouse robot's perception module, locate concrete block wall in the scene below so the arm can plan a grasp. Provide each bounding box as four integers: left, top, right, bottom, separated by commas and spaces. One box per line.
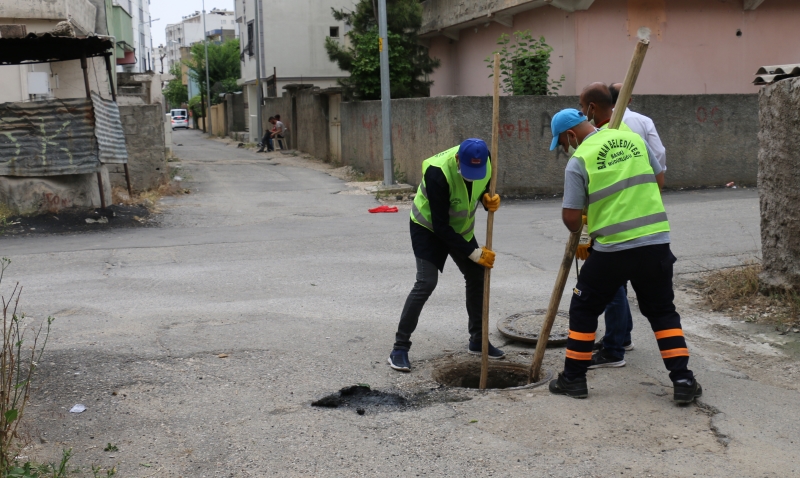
111, 105, 168, 192
294, 91, 329, 161
339, 94, 759, 195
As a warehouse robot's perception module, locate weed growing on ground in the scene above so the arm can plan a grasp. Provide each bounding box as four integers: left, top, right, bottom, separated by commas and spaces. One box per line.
0, 258, 54, 472
699, 262, 800, 329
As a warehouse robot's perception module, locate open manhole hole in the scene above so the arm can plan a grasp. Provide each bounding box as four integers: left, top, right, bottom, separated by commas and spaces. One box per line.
497, 309, 569, 346
432, 360, 552, 390
311, 385, 408, 414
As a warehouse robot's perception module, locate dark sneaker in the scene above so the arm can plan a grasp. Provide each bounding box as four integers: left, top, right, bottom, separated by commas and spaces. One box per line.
588, 351, 626, 369
387, 350, 411, 372
593, 341, 635, 352
548, 373, 588, 399
468, 341, 506, 359
673, 379, 703, 404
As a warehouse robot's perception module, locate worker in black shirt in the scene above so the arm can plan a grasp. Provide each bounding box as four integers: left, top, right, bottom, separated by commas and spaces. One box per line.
388, 138, 503, 372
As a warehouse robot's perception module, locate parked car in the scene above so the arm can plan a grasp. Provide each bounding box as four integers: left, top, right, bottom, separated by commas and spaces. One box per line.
170, 109, 189, 130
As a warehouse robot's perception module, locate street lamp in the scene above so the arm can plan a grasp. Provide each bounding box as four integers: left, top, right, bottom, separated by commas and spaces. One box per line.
201, 0, 212, 134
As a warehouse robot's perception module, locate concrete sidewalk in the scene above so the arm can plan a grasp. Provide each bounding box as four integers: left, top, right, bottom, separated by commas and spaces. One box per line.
2, 130, 797, 477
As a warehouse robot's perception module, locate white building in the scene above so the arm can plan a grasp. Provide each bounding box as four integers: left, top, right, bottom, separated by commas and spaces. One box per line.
164, 8, 236, 72
234, 0, 355, 126
114, 0, 154, 73
0, 0, 111, 103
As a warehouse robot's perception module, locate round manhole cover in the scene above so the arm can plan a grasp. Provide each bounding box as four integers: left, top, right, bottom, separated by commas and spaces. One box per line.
497, 309, 570, 346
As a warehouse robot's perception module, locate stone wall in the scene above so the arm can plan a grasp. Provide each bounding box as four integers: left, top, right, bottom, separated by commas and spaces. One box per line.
757, 78, 800, 290
111, 105, 167, 192
339, 94, 759, 195
226, 93, 246, 132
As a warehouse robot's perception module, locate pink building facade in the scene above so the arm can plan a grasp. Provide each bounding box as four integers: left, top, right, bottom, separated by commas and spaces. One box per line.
422, 0, 800, 96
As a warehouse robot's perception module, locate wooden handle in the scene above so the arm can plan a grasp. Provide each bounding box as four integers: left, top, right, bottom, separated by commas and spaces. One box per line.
479, 54, 501, 390
528, 37, 650, 384
528, 227, 582, 383
608, 39, 649, 130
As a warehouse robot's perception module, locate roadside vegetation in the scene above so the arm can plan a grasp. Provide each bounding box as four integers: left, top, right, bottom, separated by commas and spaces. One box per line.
486, 30, 563, 96
0, 260, 117, 477
324, 0, 440, 100
699, 262, 800, 332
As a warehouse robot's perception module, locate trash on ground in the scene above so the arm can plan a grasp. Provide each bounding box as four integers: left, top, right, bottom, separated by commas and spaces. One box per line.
85, 217, 109, 224
70, 404, 86, 413
174, 176, 183, 182
218, 353, 229, 358
726, 182, 735, 187
369, 205, 398, 213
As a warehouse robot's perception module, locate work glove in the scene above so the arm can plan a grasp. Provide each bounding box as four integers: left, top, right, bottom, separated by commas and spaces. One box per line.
469, 247, 496, 269
481, 193, 501, 212
576, 215, 591, 261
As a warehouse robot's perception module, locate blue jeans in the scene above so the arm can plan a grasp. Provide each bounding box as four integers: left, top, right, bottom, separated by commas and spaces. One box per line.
601, 284, 633, 360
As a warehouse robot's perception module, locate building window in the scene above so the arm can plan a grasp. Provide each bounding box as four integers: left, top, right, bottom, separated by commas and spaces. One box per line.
246, 21, 254, 57
329, 26, 339, 38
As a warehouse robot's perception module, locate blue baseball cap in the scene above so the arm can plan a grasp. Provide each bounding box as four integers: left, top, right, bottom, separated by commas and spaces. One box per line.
549, 109, 587, 151
457, 138, 490, 180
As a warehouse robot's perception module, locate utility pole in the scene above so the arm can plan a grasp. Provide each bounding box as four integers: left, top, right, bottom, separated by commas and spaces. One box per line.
253, 0, 263, 143
202, 0, 213, 134
377, 0, 393, 185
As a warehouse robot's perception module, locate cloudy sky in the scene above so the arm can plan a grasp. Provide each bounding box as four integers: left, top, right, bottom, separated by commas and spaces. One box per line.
150, 0, 236, 47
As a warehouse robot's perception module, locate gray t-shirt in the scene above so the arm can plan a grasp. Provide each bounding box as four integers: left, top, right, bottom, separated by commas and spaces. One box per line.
562, 130, 670, 252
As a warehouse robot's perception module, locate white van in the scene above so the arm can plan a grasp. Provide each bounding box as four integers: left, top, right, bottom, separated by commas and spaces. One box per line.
170, 109, 189, 130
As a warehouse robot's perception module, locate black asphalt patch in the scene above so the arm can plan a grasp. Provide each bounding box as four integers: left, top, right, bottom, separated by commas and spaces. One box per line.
1, 205, 154, 237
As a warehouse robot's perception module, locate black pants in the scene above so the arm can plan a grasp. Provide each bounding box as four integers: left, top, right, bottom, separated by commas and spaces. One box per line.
393, 253, 485, 351
259, 133, 284, 151
564, 243, 693, 382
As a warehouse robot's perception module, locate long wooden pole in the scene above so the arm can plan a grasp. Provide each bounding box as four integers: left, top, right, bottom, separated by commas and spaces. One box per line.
479, 54, 501, 390
528, 34, 651, 384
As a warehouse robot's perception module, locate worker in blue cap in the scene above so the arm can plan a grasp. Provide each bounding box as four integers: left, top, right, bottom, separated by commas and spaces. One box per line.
546, 109, 701, 404
388, 138, 504, 372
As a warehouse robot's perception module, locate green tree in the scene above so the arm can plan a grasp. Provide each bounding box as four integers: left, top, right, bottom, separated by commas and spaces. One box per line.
486, 31, 563, 96
325, 0, 439, 100
163, 64, 188, 109
184, 39, 242, 105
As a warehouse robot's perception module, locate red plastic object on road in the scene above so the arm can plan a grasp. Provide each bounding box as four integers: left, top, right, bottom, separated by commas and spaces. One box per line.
369, 205, 399, 213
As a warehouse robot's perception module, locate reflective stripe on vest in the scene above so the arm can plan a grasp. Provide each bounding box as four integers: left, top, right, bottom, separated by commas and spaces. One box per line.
575, 129, 669, 244
409, 145, 491, 242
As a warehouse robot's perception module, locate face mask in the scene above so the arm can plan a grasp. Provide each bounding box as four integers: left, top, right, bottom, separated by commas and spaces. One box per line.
585, 105, 596, 127
457, 168, 474, 182
567, 133, 579, 156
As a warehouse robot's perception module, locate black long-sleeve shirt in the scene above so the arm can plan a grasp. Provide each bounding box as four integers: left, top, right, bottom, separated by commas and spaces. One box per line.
410, 165, 490, 271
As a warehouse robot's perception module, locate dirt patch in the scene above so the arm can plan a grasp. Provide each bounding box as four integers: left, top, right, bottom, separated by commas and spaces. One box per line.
694, 263, 800, 330
0, 204, 154, 237
432, 360, 551, 390
311, 385, 408, 414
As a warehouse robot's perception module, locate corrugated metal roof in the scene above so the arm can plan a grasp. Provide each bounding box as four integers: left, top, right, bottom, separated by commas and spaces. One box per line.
0, 98, 100, 176
756, 64, 800, 75
91, 92, 128, 164
754, 63, 800, 85
753, 74, 792, 85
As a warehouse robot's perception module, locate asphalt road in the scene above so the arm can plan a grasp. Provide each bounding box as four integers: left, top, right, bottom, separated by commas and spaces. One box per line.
2, 129, 798, 477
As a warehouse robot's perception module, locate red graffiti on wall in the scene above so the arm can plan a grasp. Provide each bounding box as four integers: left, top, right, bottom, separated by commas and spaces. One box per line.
517, 119, 530, 140
43, 193, 72, 210
426, 103, 442, 134
497, 119, 531, 140
696, 106, 723, 126
362, 114, 379, 160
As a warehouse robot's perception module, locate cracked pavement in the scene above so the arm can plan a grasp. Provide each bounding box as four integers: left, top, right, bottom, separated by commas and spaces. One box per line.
2, 130, 798, 476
